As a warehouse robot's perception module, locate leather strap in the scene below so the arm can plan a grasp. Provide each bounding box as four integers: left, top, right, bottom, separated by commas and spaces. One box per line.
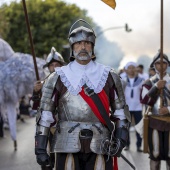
83, 84, 114, 132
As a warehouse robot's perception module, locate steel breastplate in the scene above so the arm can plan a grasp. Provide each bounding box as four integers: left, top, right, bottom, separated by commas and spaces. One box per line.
51, 91, 110, 154
57, 91, 100, 122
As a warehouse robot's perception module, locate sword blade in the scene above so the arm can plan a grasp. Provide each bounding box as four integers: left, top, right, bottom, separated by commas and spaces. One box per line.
120, 154, 136, 170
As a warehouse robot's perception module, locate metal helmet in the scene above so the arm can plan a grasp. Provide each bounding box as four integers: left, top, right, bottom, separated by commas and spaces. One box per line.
43, 47, 65, 68
150, 50, 170, 67
68, 19, 96, 61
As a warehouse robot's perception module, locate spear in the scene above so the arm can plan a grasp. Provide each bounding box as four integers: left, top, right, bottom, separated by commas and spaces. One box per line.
22, 0, 40, 80
159, 0, 163, 107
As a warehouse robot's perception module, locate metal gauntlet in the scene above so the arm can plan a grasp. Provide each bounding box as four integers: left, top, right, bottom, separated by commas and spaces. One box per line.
115, 119, 130, 146
35, 125, 50, 166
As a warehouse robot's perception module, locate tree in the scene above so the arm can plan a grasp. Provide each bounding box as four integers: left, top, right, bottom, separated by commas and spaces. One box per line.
0, 0, 94, 59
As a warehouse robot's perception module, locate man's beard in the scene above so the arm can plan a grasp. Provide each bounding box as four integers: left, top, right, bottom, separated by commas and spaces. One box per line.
73, 50, 92, 61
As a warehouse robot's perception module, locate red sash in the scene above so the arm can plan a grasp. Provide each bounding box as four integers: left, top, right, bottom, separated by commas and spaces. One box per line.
79, 87, 109, 125
79, 87, 118, 170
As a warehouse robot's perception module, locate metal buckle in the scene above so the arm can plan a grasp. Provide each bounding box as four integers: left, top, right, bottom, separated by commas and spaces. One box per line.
84, 86, 95, 96
79, 130, 93, 138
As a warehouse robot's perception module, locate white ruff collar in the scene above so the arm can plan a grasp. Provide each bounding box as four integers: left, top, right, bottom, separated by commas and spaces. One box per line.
55, 60, 111, 95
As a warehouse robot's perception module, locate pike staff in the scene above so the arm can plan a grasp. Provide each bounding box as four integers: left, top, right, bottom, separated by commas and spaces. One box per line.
159, 0, 164, 108
22, 0, 40, 80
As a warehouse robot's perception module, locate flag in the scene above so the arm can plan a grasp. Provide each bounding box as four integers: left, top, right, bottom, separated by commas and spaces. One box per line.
101, 0, 116, 9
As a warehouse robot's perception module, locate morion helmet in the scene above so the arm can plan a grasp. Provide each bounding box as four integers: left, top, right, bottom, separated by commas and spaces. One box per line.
43, 47, 65, 68
150, 50, 170, 67
68, 19, 96, 61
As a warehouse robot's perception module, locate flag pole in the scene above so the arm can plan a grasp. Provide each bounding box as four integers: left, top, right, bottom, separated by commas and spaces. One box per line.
22, 0, 40, 80
160, 0, 163, 107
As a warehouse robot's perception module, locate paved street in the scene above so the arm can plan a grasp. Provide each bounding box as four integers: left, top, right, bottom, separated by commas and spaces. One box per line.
0, 117, 166, 170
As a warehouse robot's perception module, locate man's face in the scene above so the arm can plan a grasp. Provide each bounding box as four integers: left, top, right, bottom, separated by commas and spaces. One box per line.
126, 65, 136, 77
149, 69, 156, 77
48, 61, 61, 73
73, 41, 93, 61
154, 61, 168, 73
136, 67, 142, 74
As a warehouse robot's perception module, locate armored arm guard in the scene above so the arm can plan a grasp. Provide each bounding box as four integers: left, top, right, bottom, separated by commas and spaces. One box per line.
145, 80, 159, 98
35, 72, 59, 166
108, 70, 131, 156
35, 125, 51, 166
140, 78, 159, 106
36, 72, 59, 124
109, 69, 131, 122
147, 85, 159, 98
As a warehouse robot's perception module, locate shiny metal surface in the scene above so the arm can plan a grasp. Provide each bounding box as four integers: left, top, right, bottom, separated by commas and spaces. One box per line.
36, 125, 49, 136
40, 72, 59, 112
51, 121, 109, 154
43, 47, 65, 68
149, 76, 170, 115
110, 69, 131, 122
58, 91, 100, 122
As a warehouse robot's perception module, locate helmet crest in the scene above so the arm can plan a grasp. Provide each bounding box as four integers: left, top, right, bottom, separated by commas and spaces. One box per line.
43, 47, 65, 68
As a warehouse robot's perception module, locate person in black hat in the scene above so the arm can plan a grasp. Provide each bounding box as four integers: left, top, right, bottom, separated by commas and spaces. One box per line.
31, 47, 66, 170
140, 51, 170, 170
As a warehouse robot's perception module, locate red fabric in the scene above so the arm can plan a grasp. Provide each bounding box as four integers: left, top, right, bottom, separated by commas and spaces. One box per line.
79, 87, 118, 170
79, 88, 109, 125
113, 157, 118, 170
97, 89, 109, 113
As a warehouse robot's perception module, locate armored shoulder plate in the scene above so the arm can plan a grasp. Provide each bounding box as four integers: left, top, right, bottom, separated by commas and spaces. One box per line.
110, 69, 126, 109
144, 79, 152, 87
110, 69, 131, 122
40, 72, 59, 112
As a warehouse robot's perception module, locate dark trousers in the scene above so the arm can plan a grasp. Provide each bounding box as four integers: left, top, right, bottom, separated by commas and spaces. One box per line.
0, 115, 4, 137
148, 127, 170, 161
127, 111, 142, 148
55, 152, 113, 170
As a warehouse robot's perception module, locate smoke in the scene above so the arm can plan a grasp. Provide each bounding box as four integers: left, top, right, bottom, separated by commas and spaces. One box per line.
136, 55, 152, 72
94, 26, 124, 71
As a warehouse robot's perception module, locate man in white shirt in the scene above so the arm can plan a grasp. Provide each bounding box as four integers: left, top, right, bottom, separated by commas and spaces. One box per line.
136, 64, 149, 81
122, 62, 144, 152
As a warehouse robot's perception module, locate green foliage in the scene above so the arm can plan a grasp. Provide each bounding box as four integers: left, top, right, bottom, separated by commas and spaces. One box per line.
0, 0, 94, 58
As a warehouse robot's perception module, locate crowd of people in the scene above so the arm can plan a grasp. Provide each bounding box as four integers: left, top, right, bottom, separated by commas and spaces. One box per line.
0, 19, 170, 170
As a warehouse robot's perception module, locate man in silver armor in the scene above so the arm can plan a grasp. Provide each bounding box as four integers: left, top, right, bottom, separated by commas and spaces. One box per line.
140, 51, 170, 170
32, 47, 65, 170
32, 47, 65, 108
35, 19, 131, 170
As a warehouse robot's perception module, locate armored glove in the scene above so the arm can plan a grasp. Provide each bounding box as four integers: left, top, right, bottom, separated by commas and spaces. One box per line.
35, 135, 50, 166
114, 119, 129, 157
